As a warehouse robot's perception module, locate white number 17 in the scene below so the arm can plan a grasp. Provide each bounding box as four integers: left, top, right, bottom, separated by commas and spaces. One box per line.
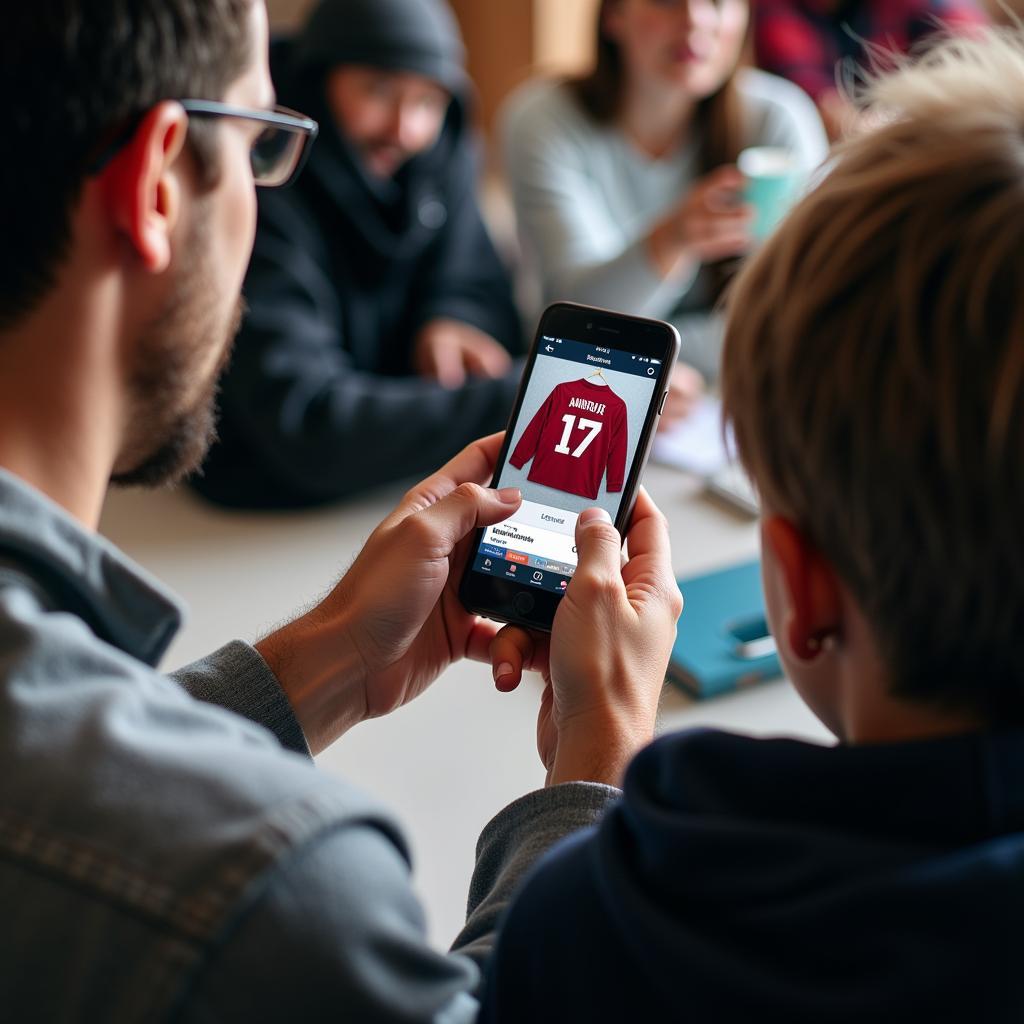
554, 415, 602, 458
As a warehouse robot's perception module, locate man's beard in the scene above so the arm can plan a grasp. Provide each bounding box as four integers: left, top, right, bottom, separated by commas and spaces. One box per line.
111, 214, 243, 489
361, 140, 411, 178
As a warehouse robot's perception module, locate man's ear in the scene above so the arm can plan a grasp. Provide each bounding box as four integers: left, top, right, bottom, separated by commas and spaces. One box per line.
100, 101, 189, 274
761, 516, 842, 661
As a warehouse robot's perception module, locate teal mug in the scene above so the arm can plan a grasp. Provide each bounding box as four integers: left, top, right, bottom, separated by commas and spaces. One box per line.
738, 147, 806, 242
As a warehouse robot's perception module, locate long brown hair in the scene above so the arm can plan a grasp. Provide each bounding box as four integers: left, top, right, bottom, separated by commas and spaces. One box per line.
569, 0, 747, 297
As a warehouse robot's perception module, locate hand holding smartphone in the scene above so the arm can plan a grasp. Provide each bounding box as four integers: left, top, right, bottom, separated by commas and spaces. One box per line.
459, 302, 680, 632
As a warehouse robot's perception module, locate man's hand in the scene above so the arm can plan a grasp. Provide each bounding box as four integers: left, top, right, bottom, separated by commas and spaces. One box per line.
413, 317, 513, 389
256, 434, 520, 754
488, 489, 683, 787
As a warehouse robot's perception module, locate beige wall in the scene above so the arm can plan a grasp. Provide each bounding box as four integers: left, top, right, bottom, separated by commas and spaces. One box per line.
266, 0, 315, 30
264, 0, 597, 133
535, 0, 599, 76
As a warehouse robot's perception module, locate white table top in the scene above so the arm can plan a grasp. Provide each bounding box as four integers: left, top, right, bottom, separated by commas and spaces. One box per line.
98, 463, 830, 947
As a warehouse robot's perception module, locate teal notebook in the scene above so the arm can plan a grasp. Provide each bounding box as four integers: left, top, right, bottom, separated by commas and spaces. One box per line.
668, 559, 782, 699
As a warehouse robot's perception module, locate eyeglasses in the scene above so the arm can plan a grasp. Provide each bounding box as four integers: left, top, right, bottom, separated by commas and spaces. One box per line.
87, 100, 319, 189
179, 100, 318, 188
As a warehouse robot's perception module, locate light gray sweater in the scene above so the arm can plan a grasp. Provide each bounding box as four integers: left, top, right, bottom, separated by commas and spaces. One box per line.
501, 69, 828, 378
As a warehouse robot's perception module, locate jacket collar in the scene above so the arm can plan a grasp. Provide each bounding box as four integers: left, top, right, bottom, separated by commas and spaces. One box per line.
0, 468, 182, 666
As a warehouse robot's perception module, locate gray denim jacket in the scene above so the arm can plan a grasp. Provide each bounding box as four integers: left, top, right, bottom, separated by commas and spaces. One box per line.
0, 469, 616, 1022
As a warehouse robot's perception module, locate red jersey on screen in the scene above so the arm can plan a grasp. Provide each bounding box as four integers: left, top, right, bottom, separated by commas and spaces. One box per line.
509, 378, 628, 500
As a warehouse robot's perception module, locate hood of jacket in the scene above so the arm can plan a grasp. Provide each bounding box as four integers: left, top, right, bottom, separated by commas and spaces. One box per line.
269, 36, 476, 265
595, 727, 1024, 1013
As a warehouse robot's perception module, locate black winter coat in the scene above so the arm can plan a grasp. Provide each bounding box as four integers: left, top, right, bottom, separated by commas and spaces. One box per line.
193, 43, 523, 508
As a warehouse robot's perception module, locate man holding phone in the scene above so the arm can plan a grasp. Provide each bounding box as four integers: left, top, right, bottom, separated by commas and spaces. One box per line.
0, 1, 682, 1018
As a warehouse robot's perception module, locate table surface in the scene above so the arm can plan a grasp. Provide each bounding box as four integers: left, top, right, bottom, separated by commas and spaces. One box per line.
98, 463, 831, 947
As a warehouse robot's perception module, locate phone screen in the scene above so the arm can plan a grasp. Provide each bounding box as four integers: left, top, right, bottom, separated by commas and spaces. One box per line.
469, 331, 662, 596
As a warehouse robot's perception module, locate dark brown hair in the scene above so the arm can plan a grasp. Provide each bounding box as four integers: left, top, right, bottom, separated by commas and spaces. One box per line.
569, 0, 746, 296
0, 0, 254, 329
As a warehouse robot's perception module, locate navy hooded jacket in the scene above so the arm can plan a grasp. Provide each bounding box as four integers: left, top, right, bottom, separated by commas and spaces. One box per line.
482, 727, 1024, 1022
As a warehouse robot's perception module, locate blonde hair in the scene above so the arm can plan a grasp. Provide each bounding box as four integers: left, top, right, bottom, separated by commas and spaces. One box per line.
722, 29, 1024, 721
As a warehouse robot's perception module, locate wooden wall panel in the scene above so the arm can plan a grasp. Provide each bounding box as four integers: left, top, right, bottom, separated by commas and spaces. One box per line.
535, 0, 599, 77
264, 0, 599, 134
446, 1, 534, 135
266, 0, 315, 31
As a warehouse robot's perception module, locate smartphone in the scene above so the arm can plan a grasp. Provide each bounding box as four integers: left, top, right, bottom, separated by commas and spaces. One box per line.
459, 301, 681, 632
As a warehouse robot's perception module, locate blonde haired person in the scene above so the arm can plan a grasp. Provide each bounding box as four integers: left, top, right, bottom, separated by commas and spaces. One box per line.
480, 28, 1024, 1022
501, 0, 827, 418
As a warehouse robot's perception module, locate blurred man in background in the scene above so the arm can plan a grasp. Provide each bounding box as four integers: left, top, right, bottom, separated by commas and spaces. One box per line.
194, 0, 526, 508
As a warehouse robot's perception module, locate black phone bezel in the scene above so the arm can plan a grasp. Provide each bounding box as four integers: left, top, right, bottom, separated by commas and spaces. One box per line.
458, 301, 681, 633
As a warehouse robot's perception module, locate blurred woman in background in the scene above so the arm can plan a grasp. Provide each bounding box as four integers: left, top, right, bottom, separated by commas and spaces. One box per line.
502, 0, 827, 405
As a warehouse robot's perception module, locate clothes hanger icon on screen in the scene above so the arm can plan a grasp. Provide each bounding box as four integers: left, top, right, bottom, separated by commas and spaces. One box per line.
587, 368, 609, 386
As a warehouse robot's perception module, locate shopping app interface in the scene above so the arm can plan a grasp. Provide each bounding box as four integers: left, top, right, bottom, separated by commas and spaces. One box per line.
473, 334, 660, 595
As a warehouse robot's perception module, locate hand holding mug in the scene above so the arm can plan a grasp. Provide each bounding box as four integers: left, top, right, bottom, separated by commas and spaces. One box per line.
649, 166, 753, 276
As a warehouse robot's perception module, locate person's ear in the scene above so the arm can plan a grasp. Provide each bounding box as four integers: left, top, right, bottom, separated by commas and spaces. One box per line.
761, 516, 842, 661
99, 101, 189, 274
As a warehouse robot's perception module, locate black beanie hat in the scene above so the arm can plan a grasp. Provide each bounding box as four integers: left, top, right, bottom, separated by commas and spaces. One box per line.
291, 0, 467, 93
